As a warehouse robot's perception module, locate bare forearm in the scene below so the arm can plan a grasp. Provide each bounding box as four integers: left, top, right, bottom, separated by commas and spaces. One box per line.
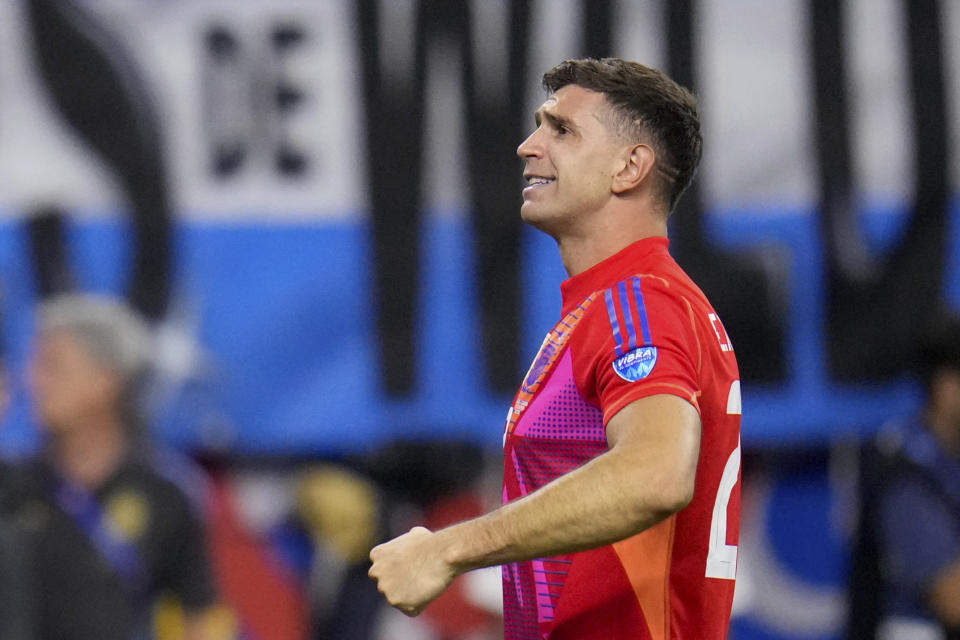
437, 443, 690, 574
368, 396, 701, 615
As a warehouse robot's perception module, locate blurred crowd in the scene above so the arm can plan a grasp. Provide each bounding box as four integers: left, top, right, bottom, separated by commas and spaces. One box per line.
0, 293, 505, 640
0, 294, 958, 640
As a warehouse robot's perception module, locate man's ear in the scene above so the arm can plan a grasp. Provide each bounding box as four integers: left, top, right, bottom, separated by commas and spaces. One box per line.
612, 143, 656, 195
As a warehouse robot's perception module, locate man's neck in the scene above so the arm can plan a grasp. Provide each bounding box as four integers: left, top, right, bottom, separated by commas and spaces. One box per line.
53, 414, 129, 491
556, 211, 667, 277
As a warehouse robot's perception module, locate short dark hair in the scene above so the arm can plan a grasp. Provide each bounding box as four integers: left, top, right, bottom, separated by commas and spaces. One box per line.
917, 312, 960, 390
542, 57, 702, 213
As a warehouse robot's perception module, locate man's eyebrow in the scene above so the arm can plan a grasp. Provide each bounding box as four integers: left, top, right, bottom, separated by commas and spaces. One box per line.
535, 109, 574, 131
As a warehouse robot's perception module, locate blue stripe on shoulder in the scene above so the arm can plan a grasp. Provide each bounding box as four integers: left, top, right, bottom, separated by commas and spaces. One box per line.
618, 280, 637, 352
604, 288, 625, 356
632, 276, 652, 345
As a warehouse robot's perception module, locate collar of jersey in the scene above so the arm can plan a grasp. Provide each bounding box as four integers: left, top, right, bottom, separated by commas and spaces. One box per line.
560, 236, 671, 315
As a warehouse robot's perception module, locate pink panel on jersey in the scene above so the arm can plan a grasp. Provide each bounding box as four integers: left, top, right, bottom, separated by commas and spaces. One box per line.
504, 349, 610, 638
511, 350, 605, 444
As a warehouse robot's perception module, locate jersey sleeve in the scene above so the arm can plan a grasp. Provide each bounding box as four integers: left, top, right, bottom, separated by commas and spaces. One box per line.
571, 275, 700, 425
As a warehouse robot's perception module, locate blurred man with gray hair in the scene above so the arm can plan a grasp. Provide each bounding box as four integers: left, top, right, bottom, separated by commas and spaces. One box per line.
4, 294, 220, 640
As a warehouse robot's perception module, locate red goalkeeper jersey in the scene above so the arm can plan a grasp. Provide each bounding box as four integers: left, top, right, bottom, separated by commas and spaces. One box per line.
502, 236, 741, 640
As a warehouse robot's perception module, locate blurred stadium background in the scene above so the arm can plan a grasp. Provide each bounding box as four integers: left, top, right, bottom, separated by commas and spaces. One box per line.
1, 0, 959, 638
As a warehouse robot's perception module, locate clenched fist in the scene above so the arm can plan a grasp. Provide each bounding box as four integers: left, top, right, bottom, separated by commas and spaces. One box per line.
368, 526, 460, 616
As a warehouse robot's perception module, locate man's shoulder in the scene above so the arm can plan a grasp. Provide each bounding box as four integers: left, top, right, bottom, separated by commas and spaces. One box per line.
563, 266, 703, 364
596, 269, 699, 327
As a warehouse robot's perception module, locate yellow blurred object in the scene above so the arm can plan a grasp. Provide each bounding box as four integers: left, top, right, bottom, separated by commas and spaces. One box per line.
154, 596, 184, 640
154, 597, 238, 640
203, 603, 239, 640
297, 465, 378, 564
105, 490, 150, 541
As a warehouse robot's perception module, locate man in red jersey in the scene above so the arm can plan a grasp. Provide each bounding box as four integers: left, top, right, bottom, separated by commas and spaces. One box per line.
370, 58, 741, 640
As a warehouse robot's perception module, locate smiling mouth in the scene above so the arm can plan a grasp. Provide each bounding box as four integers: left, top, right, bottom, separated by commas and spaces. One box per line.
524, 176, 555, 188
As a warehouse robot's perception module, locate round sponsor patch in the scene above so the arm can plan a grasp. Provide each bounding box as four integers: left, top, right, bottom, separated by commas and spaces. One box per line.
612, 346, 659, 382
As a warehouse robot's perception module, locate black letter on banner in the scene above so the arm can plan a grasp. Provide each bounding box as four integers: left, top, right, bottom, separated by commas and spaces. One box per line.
268, 23, 310, 178
462, 0, 531, 393
358, 0, 532, 395
811, 0, 950, 380
356, 0, 427, 395
25, 209, 75, 298
665, 0, 789, 383
202, 25, 249, 178
26, 0, 173, 321
581, 0, 613, 58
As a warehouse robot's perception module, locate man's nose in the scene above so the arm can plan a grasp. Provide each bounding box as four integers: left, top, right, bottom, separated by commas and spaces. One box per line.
516, 128, 542, 158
